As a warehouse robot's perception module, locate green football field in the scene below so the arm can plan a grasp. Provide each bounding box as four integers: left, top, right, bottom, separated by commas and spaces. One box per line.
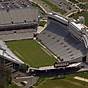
34, 72, 88, 88
6, 39, 56, 68
8, 83, 19, 88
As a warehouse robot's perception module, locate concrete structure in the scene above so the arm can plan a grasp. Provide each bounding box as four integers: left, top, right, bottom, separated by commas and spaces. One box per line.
0, 40, 24, 64
0, 8, 38, 41
13, 76, 39, 88
0, 8, 38, 25
0, 40, 25, 75
38, 13, 88, 63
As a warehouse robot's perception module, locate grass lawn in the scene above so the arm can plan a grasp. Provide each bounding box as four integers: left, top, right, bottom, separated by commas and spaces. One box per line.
69, 11, 88, 26
69, 0, 79, 4
41, 0, 60, 12
39, 20, 47, 27
75, 72, 88, 78
34, 72, 88, 88
41, 0, 66, 14
78, 0, 88, 2
77, 3, 88, 9
6, 39, 56, 68
8, 83, 19, 88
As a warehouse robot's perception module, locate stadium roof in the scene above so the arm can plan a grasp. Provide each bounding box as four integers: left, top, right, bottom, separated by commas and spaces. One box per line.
0, 40, 24, 64
71, 22, 85, 31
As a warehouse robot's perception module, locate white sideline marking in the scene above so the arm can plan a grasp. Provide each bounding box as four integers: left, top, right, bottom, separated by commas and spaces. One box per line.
36, 40, 58, 59
41, 47, 52, 56
74, 76, 88, 82
14, 51, 23, 59
37, 40, 52, 56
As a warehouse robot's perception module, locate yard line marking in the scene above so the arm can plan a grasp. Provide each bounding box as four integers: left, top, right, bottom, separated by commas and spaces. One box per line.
41, 47, 52, 56
14, 50, 24, 59
36, 40, 59, 60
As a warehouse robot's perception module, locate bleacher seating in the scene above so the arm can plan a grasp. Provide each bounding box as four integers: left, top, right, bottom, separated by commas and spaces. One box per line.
0, 32, 34, 41
38, 19, 87, 62
0, 4, 38, 40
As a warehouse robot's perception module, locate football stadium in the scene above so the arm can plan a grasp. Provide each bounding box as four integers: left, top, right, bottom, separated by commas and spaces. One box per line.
0, 0, 88, 88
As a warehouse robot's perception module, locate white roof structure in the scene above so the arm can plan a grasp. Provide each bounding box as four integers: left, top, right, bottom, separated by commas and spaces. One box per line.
71, 22, 85, 31
48, 13, 68, 25
39, 66, 55, 70
67, 62, 81, 67
0, 40, 24, 64
69, 21, 88, 48
54, 14, 68, 23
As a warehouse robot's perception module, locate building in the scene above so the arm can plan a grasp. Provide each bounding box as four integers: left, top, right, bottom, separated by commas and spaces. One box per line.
38, 13, 88, 63
0, 8, 38, 41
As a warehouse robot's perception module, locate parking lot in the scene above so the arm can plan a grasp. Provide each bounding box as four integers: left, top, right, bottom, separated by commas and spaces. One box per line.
0, 0, 32, 10
51, 0, 78, 13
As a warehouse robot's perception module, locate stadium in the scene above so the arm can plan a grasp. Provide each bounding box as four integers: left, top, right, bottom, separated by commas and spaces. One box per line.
38, 13, 88, 63
0, 0, 88, 88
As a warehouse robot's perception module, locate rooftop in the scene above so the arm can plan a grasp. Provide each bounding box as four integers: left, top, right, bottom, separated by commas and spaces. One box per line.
0, 40, 24, 64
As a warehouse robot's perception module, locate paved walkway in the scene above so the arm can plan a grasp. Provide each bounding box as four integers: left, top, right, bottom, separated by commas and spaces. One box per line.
74, 76, 88, 82
14, 76, 39, 88
31, 0, 51, 13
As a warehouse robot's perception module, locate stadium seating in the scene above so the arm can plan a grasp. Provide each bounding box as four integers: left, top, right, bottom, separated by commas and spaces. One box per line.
38, 19, 87, 62
0, 0, 38, 41
0, 32, 34, 41
0, 7, 38, 40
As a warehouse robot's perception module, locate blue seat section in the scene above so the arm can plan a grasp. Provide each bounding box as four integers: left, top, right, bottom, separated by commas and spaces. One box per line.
38, 19, 87, 62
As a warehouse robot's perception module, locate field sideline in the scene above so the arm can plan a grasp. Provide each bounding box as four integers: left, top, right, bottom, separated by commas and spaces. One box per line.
6, 39, 56, 68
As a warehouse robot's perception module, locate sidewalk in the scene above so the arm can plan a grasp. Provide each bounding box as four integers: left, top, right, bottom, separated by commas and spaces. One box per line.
31, 0, 51, 13
74, 76, 88, 82
37, 22, 47, 33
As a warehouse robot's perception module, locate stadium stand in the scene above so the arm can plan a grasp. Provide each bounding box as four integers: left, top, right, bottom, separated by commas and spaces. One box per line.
38, 13, 88, 63
0, 0, 38, 41
0, 32, 34, 41
0, 40, 25, 73
0, 0, 38, 75
0, 8, 38, 40
29, 64, 81, 76
0, 40, 24, 64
